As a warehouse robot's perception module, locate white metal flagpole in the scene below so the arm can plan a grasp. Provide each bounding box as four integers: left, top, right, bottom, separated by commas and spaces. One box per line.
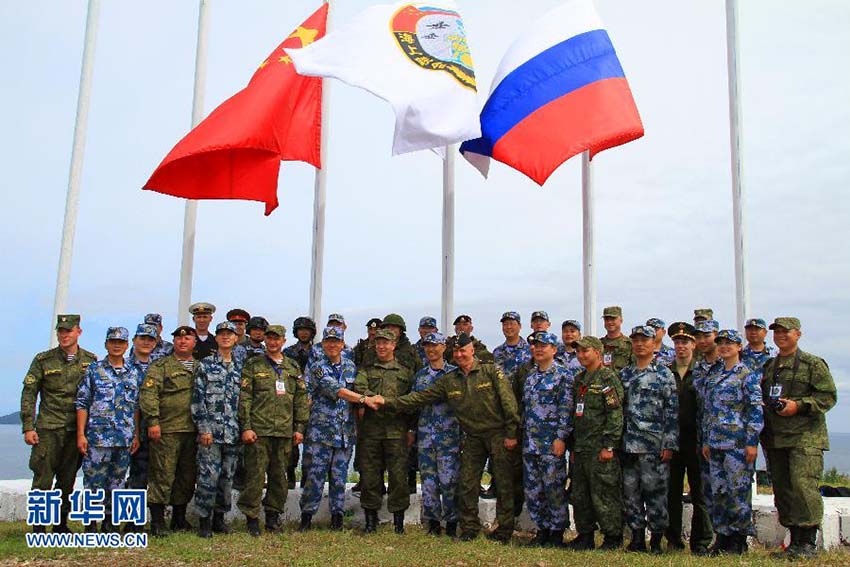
725, 0, 749, 330
309, 0, 332, 325
441, 145, 456, 332
49, 0, 101, 348
176, 0, 211, 326
582, 151, 597, 337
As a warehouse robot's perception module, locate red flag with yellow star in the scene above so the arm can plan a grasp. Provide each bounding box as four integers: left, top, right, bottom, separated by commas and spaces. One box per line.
143, 5, 328, 215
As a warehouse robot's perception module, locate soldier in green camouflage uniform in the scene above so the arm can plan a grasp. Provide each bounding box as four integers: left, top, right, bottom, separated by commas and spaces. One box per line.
353, 318, 382, 368
21, 314, 97, 533
566, 336, 625, 551
600, 306, 635, 373
693, 308, 713, 324
237, 325, 309, 536
761, 317, 837, 559
140, 326, 199, 536
444, 315, 494, 364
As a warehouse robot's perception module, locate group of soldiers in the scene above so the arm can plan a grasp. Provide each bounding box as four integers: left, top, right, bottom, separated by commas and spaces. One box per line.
20, 303, 836, 559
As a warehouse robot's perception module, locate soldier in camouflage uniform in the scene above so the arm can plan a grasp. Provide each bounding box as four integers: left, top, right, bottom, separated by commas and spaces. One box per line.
126, 324, 158, 506
284, 317, 317, 372
190, 302, 218, 360
493, 311, 532, 383
413, 316, 439, 367
566, 336, 624, 551
298, 327, 363, 532
75, 327, 142, 533
600, 306, 635, 372
243, 316, 269, 359
761, 317, 837, 559
558, 320, 583, 372
21, 314, 97, 534
133, 313, 173, 361
191, 322, 244, 538
741, 318, 778, 373
353, 318, 382, 367
379, 333, 521, 544
358, 314, 421, 373
620, 326, 679, 554
516, 332, 574, 547
140, 326, 199, 536
646, 318, 675, 366
698, 329, 763, 555
444, 315, 494, 364
692, 319, 723, 515
693, 308, 714, 324
237, 325, 309, 536
529, 311, 566, 360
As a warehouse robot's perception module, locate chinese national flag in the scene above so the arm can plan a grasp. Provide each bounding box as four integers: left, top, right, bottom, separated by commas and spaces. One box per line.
143, 4, 328, 215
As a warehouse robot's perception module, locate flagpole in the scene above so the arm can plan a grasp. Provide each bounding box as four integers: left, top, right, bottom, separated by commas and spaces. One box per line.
176, 0, 211, 326
441, 145, 456, 332
726, 0, 749, 329
309, 0, 332, 325
49, 0, 101, 348
582, 151, 597, 337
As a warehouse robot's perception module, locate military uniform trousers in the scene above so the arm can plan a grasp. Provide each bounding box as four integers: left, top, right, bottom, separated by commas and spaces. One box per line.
571, 451, 623, 537
28, 429, 81, 515
359, 436, 409, 513
194, 443, 240, 518
766, 447, 824, 528
126, 428, 149, 489
666, 444, 713, 548
83, 446, 131, 511
300, 442, 353, 516
523, 453, 568, 531
419, 445, 459, 523
622, 452, 669, 533
148, 432, 197, 506
237, 436, 293, 519
707, 448, 755, 536
458, 431, 519, 538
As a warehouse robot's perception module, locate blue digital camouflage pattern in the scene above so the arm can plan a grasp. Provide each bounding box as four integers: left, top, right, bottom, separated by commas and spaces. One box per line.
299, 442, 352, 515
707, 448, 756, 535
654, 343, 675, 366
134, 324, 158, 339
715, 329, 743, 344
75, 359, 142, 447
695, 320, 720, 333
106, 326, 129, 341
413, 340, 429, 367
645, 318, 666, 329
521, 362, 574, 455
144, 314, 163, 326
419, 316, 438, 328
622, 452, 670, 532
284, 342, 314, 371
150, 339, 174, 361
82, 446, 131, 514
194, 443, 240, 517
126, 355, 151, 489
493, 337, 532, 380
524, 454, 568, 530
620, 362, 679, 454
692, 356, 724, 508
698, 362, 763, 450
555, 349, 583, 372
191, 353, 243, 445
741, 343, 777, 373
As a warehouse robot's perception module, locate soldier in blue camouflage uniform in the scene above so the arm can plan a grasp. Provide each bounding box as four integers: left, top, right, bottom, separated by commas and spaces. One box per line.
144, 314, 174, 361
558, 320, 583, 372
741, 318, 777, 373
298, 327, 362, 532
515, 331, 574, 547
493, 312, 532, 383
692, 319, 723, 516
126, 324, 158, 511
192, 322, 243, 538
309, 314, 356, 367
700, 329, 763, 555
620, 326, 679, 554
413, 317, 439, 367
529, 311, 566, 359
75, 327, 142, 533
646, 318, 675, 366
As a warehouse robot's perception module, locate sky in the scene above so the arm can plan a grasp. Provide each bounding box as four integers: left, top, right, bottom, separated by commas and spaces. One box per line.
1, 1, 849, 429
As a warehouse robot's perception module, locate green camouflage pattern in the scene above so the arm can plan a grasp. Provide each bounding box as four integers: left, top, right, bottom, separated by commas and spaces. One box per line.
21, 347, 97, 432
140, 355, 197, 433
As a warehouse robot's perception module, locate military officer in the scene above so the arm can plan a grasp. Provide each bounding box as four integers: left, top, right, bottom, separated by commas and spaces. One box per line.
309, 314, 356, 368
445, 315, 494, 364
298, 327, 363, 532
566, 336, 624, 551
692, 319, 723, 521
75, 327, 142, 533
191, 321, 244, 538
237, 325, 308, 536
21, 314, 97, 534
359, 314, 421, 373
558, 320, 583, 372
646, 318, 675, 366
354, 318, 382, 368
190, 302, 218, 360
142, 313, 173, 361
693, 308, 714, 325
493, 311, 532, 383
140, 326, 199, 536
378, 333, 521, 544
413, 316, 439, 367
243, 316, 269, 359
600, 306, 635, 373
741, 318, 778, 373
620, 326, 679, 554
226, 309, 251, 344
761, 317, 837, 559
284, 317, 317, 372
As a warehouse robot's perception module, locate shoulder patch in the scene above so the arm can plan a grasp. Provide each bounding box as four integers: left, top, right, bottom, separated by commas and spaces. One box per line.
242, 378, 250, 388
24, 375, 36, 385
144, 378, 154, 388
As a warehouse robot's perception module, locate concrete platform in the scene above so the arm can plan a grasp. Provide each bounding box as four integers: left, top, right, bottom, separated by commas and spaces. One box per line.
2, 478, 849, 549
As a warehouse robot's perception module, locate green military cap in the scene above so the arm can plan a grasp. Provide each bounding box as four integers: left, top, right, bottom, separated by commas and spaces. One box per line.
693, 308, 714, 321
375, 329, 396, 341
189, 302, 216, 315
769, 317, 801, 331
55, 314, 81, 330
265, 324, 287, 337
572, 336, 603, 351
601, 306, 622, 318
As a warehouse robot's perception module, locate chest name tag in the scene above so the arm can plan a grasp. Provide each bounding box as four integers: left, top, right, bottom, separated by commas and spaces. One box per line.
602, 353, 613, 366
276, 379, 287, 396
575, 402, 585, 417
447, 390, 463, 399
476, 382, 492, 390
770, 385, 783, 399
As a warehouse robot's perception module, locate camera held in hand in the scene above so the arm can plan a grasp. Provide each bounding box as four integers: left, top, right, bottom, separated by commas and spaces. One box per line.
771, 398, 787, 413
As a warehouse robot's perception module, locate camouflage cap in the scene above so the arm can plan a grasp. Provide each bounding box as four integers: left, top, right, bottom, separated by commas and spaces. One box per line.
602, 306, 622, 318
530, 310, 549, 322
715, 329, 743, 344
500, 311, 521, 323
375, 329, 396, 341
106, 326, 129, 341
769, 317, 801, 331
366, 318, 383, 329
422, 332, 446, 345
226, 308, 250, 322
265, 325, 286, 337
530, 331, 558, 346
693, 308, 714, 321
630, 325, 656, 339
453, 332, 473, 349
645, 318, 666, 329
561, 319, 581, 331
695, 319, 720, 334
134, 323, 158, 339
322, 326, 345, 341
453, 314, 472, 325
247, 316, 269, 331
56, 314, 81, 330
327, 313, 346, 324
171, 325, 197, 338
189, 302, 216, 315
144, 313, 163, 326
572, 336, 603, 351
668, 321, 696, 341
215, 321, 238, 334
745, 318, 768, 329
419, 316, 438, 329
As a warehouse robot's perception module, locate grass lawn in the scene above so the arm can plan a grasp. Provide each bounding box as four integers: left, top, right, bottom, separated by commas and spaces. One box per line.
0, 521, 848, 566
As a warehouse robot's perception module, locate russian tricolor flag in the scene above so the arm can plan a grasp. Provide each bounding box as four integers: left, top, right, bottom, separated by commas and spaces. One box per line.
461, 0, 644, 185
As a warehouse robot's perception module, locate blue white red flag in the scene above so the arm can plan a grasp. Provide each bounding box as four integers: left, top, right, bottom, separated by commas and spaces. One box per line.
460, 0, 644, 185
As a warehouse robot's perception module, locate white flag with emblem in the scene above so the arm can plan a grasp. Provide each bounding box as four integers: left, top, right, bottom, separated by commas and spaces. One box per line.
286, 1, 480, 155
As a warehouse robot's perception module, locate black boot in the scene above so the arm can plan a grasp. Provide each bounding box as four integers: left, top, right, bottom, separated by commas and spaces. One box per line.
566, 531, 595, 550
212, 511, 231, 534
393, 511, 405, 534
727, 533, 747, 555
330, 513, 344, 531
298, 513, 312, 532
795, 526, 818, 558
171, 504, 193, 531
599, 533, 623, 551
149, 504, 169, 537
84, 521, 98, 534
364, 509, 378, 534
265, 511, 282, 533
626, 528, 647, 552
31, 525, 46, 534
427, 519, 441, 536
666, 533, 685, 551
445, 521, 458, 537
649, 532, 664, 554
530, 528, 550, 547
408, 471, 418, 495
548, 529, 565, 548
52, 511, 71, 534
101, 516, 116, 533
197, 515, 212, 538
246, 517, 260, 537
708, 534, 729, 556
